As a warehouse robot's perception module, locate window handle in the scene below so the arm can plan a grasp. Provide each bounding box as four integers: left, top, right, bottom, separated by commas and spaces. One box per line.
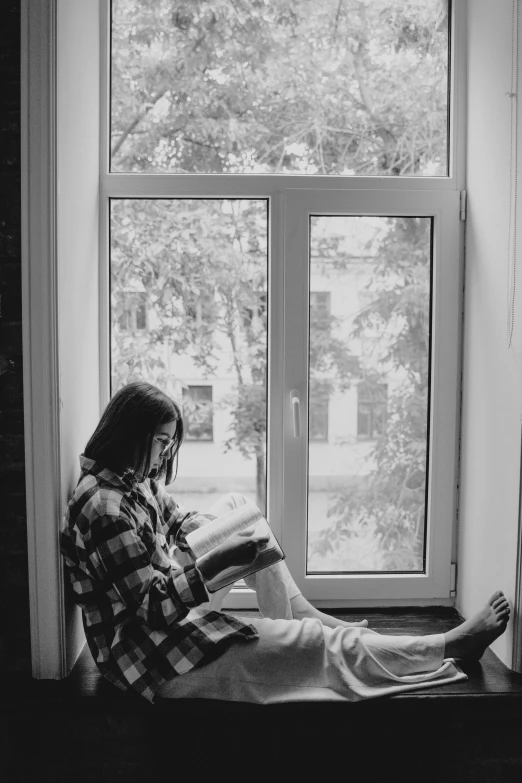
290, 390, 301, 438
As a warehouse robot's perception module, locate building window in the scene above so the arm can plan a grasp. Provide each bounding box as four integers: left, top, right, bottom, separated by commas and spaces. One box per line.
117, 292, 147, 332
310, 292, 331, 325
182, 386, 213, 441
241, 292, 267, 331
309, 380, 329, 441
357, 381, 388, 439
309, 293, 331, 441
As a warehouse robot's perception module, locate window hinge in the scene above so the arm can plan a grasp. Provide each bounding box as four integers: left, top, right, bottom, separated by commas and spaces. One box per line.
450, 562, 457, 596
460, 190, 467, 221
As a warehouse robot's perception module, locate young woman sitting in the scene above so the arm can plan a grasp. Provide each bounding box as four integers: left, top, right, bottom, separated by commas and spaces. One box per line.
61, 381, 510, 704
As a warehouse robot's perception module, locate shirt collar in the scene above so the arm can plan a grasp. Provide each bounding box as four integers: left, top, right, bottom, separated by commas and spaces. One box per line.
79, 454, 143, 493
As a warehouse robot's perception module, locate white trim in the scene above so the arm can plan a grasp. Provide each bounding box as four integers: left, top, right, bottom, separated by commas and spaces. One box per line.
99, 0, 111, 407
21, 0, 66, 679
102, 175, 463, 198
513, 425, 522, 673
266, 191, 285, 544
450, 0, 468, 190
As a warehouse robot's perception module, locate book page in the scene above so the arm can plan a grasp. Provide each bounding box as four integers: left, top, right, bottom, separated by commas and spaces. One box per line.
186, 502, 263, 559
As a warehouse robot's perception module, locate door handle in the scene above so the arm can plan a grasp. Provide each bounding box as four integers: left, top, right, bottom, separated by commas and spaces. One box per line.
290, 389, 301, 438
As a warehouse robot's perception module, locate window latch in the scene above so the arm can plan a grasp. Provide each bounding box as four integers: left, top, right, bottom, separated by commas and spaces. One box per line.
290, 390, 301, 438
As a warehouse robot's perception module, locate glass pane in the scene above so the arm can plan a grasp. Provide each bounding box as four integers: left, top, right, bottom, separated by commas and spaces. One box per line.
307, 216, 431, 573
110, 199, 268, 515
111, 0, 450, 176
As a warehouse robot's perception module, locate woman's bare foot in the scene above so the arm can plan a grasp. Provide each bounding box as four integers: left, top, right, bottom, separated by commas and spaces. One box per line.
444, 591, 510, 661
290, 594, 368, 629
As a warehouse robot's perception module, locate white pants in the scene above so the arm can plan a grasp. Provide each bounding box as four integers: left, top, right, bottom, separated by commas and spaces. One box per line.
158, 493, 467, 703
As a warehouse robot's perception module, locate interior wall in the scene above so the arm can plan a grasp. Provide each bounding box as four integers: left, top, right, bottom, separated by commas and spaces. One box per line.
458, 0, 522, 667
0, 0, 30, 675
57, 0, 101, 672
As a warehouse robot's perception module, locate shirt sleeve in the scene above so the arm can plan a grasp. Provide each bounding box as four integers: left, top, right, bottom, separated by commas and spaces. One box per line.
150, 479, 217, 552
90, 510, 209, 631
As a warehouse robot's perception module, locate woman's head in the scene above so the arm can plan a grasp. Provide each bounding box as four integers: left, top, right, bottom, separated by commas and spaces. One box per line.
84, 381, 183, 484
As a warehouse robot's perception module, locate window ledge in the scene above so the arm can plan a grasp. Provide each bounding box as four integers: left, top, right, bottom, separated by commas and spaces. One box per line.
7, 608, 522, 713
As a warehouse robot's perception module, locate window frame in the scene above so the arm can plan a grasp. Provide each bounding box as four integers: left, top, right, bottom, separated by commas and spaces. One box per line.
283, 187, 460, 602
21, 0, 469, 680
99, 0, 467, 607
99, 0, 467, 563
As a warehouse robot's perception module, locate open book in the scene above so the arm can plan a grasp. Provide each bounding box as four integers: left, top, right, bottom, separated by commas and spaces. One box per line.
186, 503, 285, 593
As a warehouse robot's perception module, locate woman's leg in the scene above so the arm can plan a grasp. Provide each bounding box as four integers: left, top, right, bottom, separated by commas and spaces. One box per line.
204, 492, 367, 625
157, 591, 509, 704
157, 615, 459, 704
289, 592, 368, 628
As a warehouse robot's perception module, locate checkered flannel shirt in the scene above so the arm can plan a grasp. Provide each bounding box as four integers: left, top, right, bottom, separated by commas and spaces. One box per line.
60, 455, 259, 702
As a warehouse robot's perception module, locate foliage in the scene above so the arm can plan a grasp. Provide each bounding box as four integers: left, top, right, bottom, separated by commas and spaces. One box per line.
310, 218, 431, 571
112, 0, 449, 175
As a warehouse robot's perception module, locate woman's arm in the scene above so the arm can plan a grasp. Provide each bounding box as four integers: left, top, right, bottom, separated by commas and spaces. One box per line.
150, 479, 216, 552
89, 510, 209, 629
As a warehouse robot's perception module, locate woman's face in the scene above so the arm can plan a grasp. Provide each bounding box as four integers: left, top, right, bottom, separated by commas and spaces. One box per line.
149, 419, 178, 475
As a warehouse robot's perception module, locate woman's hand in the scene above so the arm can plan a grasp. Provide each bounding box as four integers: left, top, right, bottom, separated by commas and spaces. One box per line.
196, 528, 270, 582
219, 528, 270, 568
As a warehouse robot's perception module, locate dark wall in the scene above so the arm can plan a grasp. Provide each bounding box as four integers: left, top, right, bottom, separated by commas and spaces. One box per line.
0, 0, 31, 674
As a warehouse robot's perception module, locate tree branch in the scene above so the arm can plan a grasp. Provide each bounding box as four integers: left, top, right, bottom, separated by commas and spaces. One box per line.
111, 89, 168, 158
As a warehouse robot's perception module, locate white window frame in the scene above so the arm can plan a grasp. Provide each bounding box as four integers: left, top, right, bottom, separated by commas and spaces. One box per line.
283, 188, 460, 603
21, 0, 469, 678
100, 0, 467, 608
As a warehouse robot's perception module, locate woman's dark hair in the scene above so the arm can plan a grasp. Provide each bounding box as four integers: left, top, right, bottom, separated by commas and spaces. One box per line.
84, 381, 183, 484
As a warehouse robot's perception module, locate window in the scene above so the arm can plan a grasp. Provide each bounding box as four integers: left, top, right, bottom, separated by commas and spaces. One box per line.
116, 292, 148, 332
310, 293, 331, 324
105, 0, 462, 603
309, 380, 329, 442
357, 382, 388, 440
241, 292, 267, 331
182, 386, 214, 442
22, 0, 468, 679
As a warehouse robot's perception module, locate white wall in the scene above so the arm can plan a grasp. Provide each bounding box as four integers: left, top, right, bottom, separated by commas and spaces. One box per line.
57, 0, 101, 672
458, 0, 522, 667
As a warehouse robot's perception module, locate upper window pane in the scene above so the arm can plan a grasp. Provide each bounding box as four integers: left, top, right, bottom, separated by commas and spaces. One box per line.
110, 0, 450, 175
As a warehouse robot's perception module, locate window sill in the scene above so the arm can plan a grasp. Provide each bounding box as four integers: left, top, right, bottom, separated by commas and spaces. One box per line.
9, 608, 522, 710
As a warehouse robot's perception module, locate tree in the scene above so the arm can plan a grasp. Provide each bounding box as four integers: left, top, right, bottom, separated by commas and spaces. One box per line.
111, 0, 449, 175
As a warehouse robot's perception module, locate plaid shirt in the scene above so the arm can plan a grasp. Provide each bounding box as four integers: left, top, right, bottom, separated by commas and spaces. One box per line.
61, 455, 258, 702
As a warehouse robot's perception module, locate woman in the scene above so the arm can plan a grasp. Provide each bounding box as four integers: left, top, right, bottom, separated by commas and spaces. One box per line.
61, 381, 510, 704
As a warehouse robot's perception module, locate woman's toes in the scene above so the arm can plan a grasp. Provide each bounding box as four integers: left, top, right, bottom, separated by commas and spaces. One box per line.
489, 590, 504, 605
